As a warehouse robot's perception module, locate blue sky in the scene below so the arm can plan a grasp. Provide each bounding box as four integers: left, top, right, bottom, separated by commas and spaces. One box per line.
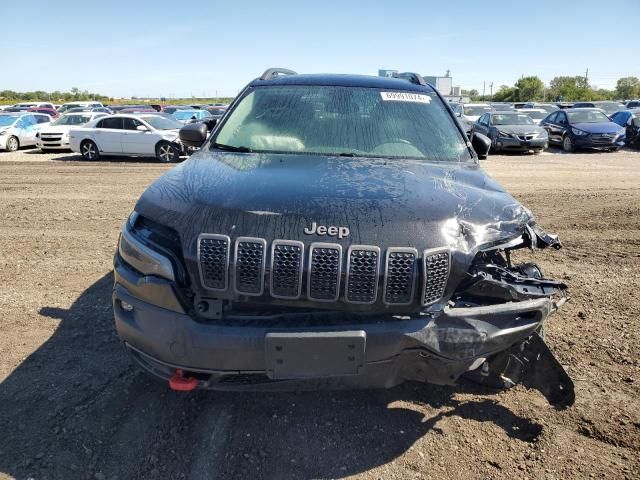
2, 0, 639, 98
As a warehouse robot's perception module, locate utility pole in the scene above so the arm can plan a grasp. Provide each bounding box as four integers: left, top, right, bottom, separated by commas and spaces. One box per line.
482, 81, 486, 101
489, 82, 494, 101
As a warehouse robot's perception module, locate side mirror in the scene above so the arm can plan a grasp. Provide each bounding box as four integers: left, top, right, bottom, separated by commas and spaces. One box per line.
179, 122, 208, 148
136, 125, 149, 132
470, 132, 491, 160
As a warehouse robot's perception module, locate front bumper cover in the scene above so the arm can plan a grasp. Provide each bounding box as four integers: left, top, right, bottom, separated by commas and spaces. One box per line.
112, 256, 574, 408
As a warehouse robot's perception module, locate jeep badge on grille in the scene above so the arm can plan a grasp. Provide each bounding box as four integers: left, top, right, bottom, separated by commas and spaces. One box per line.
304, 222, 350, 239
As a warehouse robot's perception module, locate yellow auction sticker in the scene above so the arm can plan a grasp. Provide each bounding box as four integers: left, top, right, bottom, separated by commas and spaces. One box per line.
380, 92, 431, 103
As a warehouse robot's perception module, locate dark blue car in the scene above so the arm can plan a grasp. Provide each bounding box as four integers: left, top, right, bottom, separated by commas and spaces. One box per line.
540, 108, 625, 152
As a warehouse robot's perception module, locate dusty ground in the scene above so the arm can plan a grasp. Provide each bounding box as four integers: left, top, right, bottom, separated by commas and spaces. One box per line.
0, 147, 638, 480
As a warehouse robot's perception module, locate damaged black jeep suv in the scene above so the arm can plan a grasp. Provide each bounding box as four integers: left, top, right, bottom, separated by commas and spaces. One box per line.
113, 68, 574, 407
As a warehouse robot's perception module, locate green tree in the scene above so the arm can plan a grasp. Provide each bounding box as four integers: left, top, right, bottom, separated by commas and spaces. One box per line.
615, 77, 639, 100
548, 76, 590, 101
514, 76, 544, 101
492, 85, 517, 102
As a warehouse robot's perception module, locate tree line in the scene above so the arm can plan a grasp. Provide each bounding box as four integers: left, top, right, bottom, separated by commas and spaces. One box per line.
0, 87, 110, 104
464, 76, 640, 103
0, 88, 233, 105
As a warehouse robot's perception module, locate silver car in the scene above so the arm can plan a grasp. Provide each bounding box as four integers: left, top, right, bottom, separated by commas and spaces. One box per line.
471, 111, 548, 153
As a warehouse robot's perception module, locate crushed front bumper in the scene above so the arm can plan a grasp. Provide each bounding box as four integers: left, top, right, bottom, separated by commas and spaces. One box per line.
112, 258, 574, 408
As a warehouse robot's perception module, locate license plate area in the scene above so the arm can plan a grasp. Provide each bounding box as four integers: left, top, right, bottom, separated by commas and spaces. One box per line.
265, 331, 366, 379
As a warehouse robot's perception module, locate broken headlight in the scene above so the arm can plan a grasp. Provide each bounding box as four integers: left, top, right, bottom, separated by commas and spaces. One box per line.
118, 212, 175, 281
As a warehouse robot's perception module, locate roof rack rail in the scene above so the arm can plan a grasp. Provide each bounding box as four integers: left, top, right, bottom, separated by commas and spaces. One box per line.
260, 68, 298, 81
392, 72, 427, 86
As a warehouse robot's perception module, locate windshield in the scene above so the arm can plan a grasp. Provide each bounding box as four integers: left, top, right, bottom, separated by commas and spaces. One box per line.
521, 110, 546, 119
213, 85, 471, 162
492, 114, 534, 125
172, 111, 200, 121
567, 110, 611, 123
140, 115, 182, 130
0, 115, 19, 127
52, 114, 92, 126
58, 104, 83, 113
464, 106, 491, 116
538, 104, 559, 113
595, 102, 623, 114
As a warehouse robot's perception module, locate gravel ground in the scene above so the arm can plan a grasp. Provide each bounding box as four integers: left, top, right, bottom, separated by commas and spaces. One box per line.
0, 147, 638, 480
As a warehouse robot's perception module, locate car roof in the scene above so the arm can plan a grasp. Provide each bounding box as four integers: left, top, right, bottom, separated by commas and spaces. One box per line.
464, 103, 490, 107
517, 108, 546, 112
491, 110, 520, 114
251, 73, 435, 92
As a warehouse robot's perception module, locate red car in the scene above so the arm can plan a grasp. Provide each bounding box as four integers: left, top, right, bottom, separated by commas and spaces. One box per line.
28, 107, 59, 118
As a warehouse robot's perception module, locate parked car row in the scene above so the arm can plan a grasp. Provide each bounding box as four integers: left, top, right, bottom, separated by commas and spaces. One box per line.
451, 99, 640, 154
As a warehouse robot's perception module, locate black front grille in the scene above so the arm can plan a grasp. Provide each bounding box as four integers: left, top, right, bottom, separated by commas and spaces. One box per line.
234, 238, 266, 295
196, 234, 451, 308
308, 244, 342, 301
591, 134, 615, 145
198, 235, 229, 290
384, 248, 417, 305
346, 246, 380, 304
271, 241, 304, 299
422, 249, 450, 306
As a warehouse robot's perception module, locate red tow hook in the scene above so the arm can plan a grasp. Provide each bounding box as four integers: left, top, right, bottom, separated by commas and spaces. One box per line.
169, 369, 198, 392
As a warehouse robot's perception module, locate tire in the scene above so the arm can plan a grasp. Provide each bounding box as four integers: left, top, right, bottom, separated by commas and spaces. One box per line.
562, 135, 574, 152
156, 142, 180, 163
5, 136, 19, 152
80, 140, 100, 161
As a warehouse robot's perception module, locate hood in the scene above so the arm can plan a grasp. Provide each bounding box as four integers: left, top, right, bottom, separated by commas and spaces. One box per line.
571, 122, 623, 134
135, 152, 533, 258
494, 124, 547, 135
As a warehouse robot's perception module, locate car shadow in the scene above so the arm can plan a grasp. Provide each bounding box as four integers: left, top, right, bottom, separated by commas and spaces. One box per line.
0, 273, 543, 480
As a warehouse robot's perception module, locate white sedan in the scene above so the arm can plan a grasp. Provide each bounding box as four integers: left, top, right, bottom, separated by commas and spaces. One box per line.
36, 112, 108, 151
0, 112, 51, 151
69, 114, 186, 162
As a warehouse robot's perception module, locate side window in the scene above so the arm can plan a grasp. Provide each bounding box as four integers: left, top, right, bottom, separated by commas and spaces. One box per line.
478, 113, 486, 125
122, 118, 143, 130
484, 114, 491, 126
35, 115, 49, 124
101, 117, 123, 129
546, 112, 558, 123
22, 115, 37, 127
557, 112, 567, 125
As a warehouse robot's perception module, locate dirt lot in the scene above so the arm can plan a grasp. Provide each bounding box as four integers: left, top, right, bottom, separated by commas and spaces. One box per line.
0, 147, 638, 480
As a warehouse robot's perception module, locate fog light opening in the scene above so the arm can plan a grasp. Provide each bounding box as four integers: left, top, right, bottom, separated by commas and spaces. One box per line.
120, 300, 134, 312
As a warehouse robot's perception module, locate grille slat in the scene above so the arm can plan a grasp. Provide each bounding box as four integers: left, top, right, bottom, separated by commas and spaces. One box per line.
198, 234, 230, 291
383, 248, 417, 305
270, 240, 304, 299
234, 237, 266, 296
345, 246, 380, 304
422, 249, 450, 306
308, 243, 342, 302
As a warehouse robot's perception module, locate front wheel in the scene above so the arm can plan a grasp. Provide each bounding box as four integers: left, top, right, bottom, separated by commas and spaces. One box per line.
562, 135, 574, 152
5, 136, 19, 152
80, 140, 100, 160
156, 142, 180, 163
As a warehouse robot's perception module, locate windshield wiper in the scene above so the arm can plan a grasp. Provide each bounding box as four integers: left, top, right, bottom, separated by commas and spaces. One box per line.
212, 142, 252, 153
